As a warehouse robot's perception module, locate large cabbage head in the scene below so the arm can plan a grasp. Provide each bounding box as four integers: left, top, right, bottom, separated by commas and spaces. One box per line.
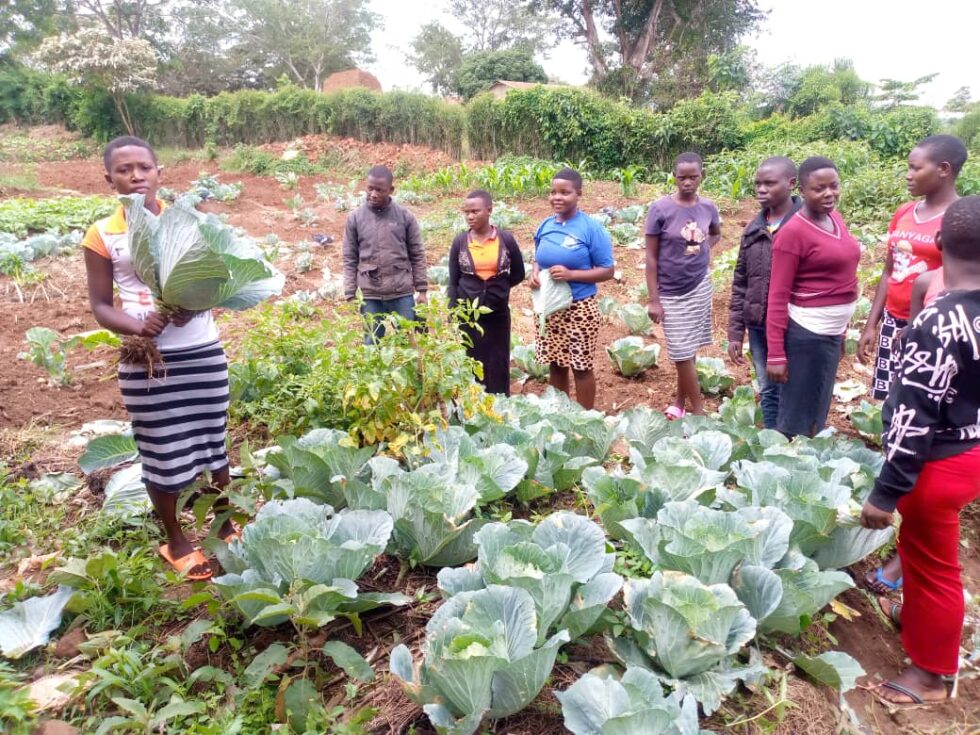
437, 512, 623, 644
620, 501, 792, 585
122, 193, 284, 311
558, 667, 702, 735
621, 572, 756, 680
382, 462, 485, 567
212, 499, 407, 627
265, 428, 375, 508
390, 585, 569, 735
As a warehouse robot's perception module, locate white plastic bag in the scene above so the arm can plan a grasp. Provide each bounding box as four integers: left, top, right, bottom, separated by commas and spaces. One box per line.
531, 269, 573, 336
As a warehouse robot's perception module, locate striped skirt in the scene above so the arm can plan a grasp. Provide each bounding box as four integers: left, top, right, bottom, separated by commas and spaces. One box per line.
119, 340, 230, 493
661, 274, 713, 362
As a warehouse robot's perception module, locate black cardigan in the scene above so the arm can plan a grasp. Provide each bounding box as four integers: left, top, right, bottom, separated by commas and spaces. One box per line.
447, 229, 526, 313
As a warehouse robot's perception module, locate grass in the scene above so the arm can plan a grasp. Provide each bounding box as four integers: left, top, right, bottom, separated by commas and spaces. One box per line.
155, 146, 215, 167
0, 167, 41, 191
0, 130, 95, 163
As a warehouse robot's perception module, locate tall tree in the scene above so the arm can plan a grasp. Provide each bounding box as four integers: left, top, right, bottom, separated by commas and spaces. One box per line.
70, 0, 173, 41
946, 86, 973, 114
213, 0, 379, 90
155, 3, 268, 95
0, 0, 73, 55
706, 44, 754, 94
34, 27, 157, 133
410, 22, 465, 96
448, 0, 552, 52
874, 73, 938, 110
785, 59, 870, 117
525, 0, 764, 102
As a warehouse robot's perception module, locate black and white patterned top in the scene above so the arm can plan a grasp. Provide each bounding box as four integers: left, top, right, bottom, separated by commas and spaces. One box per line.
869, 290, 980, 512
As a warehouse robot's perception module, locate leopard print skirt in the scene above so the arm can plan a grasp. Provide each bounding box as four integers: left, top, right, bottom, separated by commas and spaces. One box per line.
539, 296, 601, 372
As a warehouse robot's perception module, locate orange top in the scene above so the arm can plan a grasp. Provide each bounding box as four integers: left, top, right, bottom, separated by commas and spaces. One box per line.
469, 232, 500, 281
81, 201, 166, 258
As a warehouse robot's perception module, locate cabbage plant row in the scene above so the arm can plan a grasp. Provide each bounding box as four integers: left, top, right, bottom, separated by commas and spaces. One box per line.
219, 387, 887, 734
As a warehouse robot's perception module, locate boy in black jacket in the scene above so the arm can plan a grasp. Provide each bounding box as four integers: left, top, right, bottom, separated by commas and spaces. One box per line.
861, 195, 980, 705
727, 157, 800, 428
448, 190, 525, 395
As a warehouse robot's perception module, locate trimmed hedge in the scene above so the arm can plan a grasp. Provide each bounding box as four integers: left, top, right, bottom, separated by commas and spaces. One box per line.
125, 87, 465, 157
0, 63, 465, 156
0, 59, 943, 167
467, 87, 745, 168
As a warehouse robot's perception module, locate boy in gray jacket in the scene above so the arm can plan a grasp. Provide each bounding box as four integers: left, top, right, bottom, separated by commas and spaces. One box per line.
343, 165, 427, 339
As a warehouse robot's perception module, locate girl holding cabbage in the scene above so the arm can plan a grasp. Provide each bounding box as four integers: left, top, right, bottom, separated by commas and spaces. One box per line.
82, 136, 282, 580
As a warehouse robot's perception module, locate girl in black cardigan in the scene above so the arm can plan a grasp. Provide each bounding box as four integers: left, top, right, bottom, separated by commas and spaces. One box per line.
448, 190, 526, 395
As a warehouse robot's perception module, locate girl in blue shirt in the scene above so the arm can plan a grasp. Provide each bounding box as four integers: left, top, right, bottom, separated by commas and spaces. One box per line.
530, 168, 615, 409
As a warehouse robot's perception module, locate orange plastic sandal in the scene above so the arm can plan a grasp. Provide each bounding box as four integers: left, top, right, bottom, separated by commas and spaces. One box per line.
158, 544, 212, 581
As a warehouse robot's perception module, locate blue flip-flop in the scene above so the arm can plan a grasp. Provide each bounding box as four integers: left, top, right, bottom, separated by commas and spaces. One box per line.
865, 566, 903, 592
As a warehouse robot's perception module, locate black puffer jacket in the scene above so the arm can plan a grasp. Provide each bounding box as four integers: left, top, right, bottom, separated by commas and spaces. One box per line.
727, 197, 803, 343
447, 229, 525, 313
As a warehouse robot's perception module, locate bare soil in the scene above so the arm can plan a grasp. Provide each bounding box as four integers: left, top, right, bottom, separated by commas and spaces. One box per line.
2, 135, 979, 735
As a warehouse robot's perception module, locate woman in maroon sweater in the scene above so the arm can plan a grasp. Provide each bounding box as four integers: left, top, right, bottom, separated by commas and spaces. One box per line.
766, 157, 861, 438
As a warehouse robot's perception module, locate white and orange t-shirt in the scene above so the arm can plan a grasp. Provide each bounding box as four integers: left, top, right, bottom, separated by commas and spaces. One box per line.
82, 204, 218, 351
885, 201, 944, 320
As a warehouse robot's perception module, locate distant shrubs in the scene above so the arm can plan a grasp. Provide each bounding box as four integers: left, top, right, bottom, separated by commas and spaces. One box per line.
0, 62, 464, 156
955, 108, 980, 150
739, 102, 938, 160
0, 57, 954, 179
467, 87, 744, 168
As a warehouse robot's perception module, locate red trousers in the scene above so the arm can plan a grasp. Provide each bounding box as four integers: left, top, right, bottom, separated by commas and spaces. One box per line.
897, 444, 980, 675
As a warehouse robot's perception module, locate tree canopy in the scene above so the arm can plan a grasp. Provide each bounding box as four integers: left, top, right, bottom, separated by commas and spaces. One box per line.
213, 0, 379, 91
449, 0, 552, 52
454, 48, 548, 100
525, 0, 765, 103
410, 22, 465, 97
34, 27, 158, 133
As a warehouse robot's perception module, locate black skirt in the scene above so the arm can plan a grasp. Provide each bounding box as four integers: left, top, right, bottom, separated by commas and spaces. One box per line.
463, 309, 512, 396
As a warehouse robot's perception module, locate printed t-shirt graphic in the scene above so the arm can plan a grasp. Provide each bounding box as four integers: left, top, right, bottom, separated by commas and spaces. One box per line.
885, 202, 943, 320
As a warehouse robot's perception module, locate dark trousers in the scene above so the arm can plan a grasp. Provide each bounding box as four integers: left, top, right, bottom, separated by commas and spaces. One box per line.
463, 309, 512, 396
777, 319, 842, 439
747, 324, 781, 430
360, 295, 416, 344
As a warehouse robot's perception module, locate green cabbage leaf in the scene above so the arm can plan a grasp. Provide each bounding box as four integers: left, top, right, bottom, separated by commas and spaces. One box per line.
390, 585, 569, 735
122, 194, 284, 311
212, 499, 406, 628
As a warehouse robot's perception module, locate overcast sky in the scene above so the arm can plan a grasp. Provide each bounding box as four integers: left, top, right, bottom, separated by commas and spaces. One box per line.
365, 0, 978, 109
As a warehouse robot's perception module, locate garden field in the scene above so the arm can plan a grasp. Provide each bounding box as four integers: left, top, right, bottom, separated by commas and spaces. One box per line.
1, 124, 979, 735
